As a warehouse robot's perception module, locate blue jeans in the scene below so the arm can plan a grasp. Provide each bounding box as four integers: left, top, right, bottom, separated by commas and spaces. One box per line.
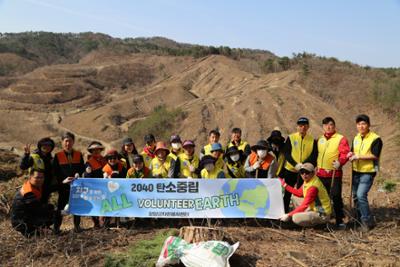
352, 172, 375, 224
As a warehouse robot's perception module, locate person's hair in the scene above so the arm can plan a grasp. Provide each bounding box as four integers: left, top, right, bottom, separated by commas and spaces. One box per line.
29, 168, 43, 176
356, 114, 370, 125
322, 117, 335, 125
209, 129, 220, 137
231, 128, 242, 134
61, 131, 75, 141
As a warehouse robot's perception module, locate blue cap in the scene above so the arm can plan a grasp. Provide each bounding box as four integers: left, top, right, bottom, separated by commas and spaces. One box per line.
297, 117, 309, 125
210, 143, 223, 152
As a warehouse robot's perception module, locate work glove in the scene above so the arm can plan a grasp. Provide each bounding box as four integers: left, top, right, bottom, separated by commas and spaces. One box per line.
295, 163, 303, 172
252, 161, 261, 170
103, 172, 110, 179
86, 166, 92, 174
332, 160, 341, 170
280, 214, 291, 222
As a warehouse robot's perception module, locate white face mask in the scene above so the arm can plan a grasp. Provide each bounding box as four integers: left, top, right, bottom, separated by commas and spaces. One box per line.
230, 154, 240, 162
171, 143, 182, 150
257, 149, 267, 158
205, 163, 214, 172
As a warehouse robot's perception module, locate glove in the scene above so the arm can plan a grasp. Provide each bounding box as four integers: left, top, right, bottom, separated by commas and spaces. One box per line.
252, 161, 261, 170
86, 166, 92, 174
349, 154, 359, 161
103, 172, 110, 179
187, 176, 193, 179
278, 178, 287, 188
332, 160, 341, 170
295, 163, 303, 172
280, 214, 291, 222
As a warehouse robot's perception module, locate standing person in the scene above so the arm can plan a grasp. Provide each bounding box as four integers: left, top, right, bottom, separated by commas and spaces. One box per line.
120, 137, 138, 170
52, 132, 85, 234
20, 137, 56, 204
209, 143, 225, 170
179, 140, 200, 178
103, 150, 127, 178
11, 169, 55, 237
267, 130, 286, 178
82, 141, 106, 228
316, 117, 350, 228
348, 114, 383, 231
281, 117, 318, 213
150, 142, 179, 178
141, 134, 156, 168
280, 163, 332, 227
245, 140, 275, 178
226, 128, 251, 157
126, 155, 151, 178
170, 135, 184, 158
200, 155, 225, 179
224, 146, 246, 178
200, 129, 222, 159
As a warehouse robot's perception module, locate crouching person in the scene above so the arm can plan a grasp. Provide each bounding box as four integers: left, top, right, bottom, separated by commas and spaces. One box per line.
11, 169, 54, 237
279, 163, 332, 227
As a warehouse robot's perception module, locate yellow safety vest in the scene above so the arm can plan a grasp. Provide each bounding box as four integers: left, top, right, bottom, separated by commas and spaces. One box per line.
284, 132, 315, 172
201, 167, 225, 179
141, 151, 153, 168
30, 153, 45, 171
227, 140, 249, 153
226, 162, 245, 178
317, 133, 343, 171
303, 176, 332, 215
178, 153, 199, 178
352, 131, 380, 173
150, 155, 174, 178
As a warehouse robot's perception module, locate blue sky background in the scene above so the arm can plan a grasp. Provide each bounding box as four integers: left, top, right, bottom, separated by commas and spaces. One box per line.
0, 0, 399, 67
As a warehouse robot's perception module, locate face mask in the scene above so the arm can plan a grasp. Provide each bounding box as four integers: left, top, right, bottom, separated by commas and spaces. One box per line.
230, 154, 240, 162
257, 150, 267, 158
205, 164, 214, 172
171, 143, 182, 150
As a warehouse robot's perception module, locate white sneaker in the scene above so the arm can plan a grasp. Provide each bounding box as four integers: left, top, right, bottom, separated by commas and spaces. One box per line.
61, 204, 70, 215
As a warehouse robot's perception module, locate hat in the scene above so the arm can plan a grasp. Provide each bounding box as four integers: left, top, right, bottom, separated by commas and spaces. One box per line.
210, 143, 223, 152
105, 149, 119, 159
133, 154, 144, 163
297, 117, 309, 125
225, 146, 241, 156
37, 137, 55, 151
182, 140, 195, 148
200, 155, 216, 166
170, 135, 182, 143
300, 163, 315, 173
144, 134, 155, 143
154, 141, 169, 154
123, 137, 134, 145
87, 141, 105, 152
267, 130, 285, 145
251, 140, 269, 151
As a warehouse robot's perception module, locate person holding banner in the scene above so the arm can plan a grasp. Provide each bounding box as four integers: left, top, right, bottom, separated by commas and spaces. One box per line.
224, 146, 246, 178
150, 142, 179, 178
200, 155, 225, 179
179, 140, 200, 178
244, 140, 275, 178
126, 155, 151, 178
280, 163, 332, 227
141, 134, 157, 168
52, 132, 85, 234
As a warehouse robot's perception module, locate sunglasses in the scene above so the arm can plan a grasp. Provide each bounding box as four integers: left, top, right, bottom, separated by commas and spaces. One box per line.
300, 169, 312, 175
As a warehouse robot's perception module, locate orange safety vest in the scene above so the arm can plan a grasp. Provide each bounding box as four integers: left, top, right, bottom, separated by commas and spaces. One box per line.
20, 181, 42, 200
56, 150, 82, 165
249, 151, 274, 170
102, 162, 124, 177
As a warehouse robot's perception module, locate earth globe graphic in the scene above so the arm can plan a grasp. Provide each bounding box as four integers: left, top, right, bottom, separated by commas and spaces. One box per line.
220, 179, 270, 217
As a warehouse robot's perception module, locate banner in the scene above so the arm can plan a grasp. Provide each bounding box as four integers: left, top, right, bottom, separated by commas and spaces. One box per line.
69, 178, 285, 219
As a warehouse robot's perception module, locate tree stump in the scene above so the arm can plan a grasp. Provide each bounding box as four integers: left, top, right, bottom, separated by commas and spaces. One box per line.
179, 226, 225, 243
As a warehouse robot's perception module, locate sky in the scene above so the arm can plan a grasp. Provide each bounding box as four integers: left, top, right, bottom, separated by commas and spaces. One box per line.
0, 0, 399, 67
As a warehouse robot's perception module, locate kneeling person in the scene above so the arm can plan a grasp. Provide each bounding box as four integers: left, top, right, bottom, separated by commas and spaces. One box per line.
11, 169, 54, 237
280, 163, 332, 227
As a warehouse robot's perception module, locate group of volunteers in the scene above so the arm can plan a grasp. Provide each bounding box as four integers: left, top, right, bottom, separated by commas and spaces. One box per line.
10, 114, 382, 237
